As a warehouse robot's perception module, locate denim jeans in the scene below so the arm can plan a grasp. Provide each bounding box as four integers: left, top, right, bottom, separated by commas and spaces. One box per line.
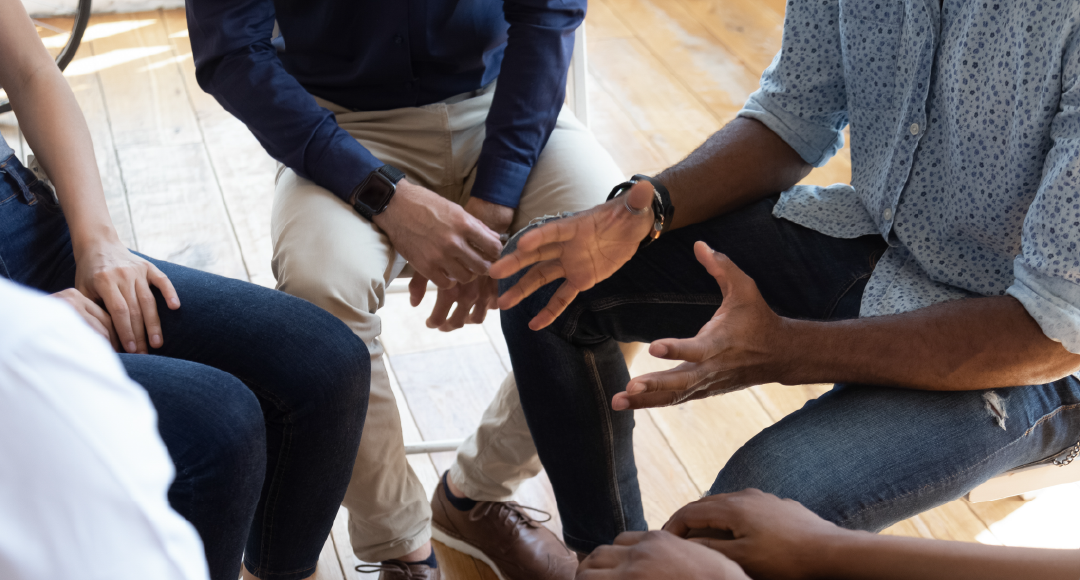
500, 195, 1080, 553
0, 155, 370, 580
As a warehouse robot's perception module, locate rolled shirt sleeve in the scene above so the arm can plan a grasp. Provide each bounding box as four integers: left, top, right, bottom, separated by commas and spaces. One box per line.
1005, 27, 1080, 354
736, 0, 849, 167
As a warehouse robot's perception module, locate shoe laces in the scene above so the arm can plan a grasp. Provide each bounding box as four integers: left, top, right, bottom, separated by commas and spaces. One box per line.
355, 561, 425, 578
469, 500, 553, 531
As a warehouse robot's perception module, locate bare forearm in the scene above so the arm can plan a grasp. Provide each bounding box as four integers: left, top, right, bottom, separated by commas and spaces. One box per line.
783, 296, 1080, 390
655, 117, 812, 230
815, 530, 1080, 580
0, 0, 116, 256
13, 67, 117, 254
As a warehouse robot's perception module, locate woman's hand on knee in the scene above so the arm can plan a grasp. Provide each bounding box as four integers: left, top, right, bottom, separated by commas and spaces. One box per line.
73, 241, 179, 354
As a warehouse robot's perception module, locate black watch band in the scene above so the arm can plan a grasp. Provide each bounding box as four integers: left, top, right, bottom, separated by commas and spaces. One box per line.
606, 174, 675, 249
349, 164, 406, 220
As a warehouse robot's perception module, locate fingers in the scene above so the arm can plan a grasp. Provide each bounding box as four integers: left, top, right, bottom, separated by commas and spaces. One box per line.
497, 260, 567, 310
100, 283, 139, 354
490, 242, 564, 280
612, 531, 649, 546
694, 242, 752, 298
120, 279, 148, 354
529, 279, 579, 330
649, 334, 714, 362
135, 278, 163, 349
426, 286, 458, 329
624, 363, 705, 397
409, 273, 430, 307
146, 262, 180, 310
490, 219, 575, 279
464, 222, 504, 263
579, 545, 628, 570
79, 296, 119, 350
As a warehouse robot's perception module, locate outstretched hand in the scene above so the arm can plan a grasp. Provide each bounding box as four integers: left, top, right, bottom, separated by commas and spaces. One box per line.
490, 181, 655, 330
611, 242, 789, 410
662, 489, 848, 580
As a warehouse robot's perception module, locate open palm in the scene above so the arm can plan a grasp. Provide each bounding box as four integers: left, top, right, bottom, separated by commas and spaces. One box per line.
490, 182, 655, 329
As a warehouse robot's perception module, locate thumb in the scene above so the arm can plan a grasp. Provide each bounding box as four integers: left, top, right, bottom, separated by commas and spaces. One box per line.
693, 242, 750, 299
626, 180, 654, 213
409, 273, 429, 307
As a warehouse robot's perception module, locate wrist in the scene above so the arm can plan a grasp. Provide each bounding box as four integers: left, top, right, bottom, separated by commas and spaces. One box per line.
804, 527, 866, 580
775, 318, 829, 385
70, 224, 123, 261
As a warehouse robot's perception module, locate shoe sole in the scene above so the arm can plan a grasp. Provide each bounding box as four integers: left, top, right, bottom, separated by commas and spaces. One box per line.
430, 523, 509, 580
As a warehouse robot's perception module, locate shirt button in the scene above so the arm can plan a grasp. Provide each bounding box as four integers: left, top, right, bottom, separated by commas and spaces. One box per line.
883, 208, 893, 221
909, 123, 920, 135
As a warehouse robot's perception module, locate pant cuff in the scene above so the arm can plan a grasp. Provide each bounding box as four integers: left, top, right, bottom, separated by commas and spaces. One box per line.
353, 528, 432, 564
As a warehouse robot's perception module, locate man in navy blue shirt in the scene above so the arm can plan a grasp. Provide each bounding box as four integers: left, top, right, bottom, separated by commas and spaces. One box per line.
187, 1, 624, 579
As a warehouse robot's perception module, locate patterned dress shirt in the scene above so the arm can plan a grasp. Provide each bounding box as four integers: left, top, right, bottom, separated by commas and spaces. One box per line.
739, 0, 1080, 354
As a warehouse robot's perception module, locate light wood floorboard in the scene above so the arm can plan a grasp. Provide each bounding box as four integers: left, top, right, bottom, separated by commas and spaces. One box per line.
3, 6, 1074, 579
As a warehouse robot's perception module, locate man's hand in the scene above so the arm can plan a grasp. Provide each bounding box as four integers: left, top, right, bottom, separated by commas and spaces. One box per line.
662, 489, 850, 580
374, 179, 503, 289
51, 287, 120, 351
490, 181, 655, 330
73, 241, 180, 354
612, 242, 788, 410
464, 196, 514, 235
409, 272, 499, 331
577, 530, 750, 580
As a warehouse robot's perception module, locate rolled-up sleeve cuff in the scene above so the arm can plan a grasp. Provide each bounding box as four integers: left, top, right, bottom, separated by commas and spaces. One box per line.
1006, 257, 1080, 354
737, 90, 844, 168
470, 154, 532, 208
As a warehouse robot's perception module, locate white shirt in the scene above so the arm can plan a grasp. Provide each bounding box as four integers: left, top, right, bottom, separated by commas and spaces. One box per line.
0, 279, 209, 580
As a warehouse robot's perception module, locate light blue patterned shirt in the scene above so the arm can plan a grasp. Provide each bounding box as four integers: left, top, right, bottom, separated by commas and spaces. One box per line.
739, 0, 1080, 354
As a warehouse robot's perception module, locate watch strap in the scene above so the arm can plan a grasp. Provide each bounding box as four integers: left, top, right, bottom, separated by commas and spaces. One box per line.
606, 174, 675, 249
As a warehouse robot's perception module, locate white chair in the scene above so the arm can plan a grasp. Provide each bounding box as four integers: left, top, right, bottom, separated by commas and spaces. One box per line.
401, 25, 589, 456
966, 442, 1080, 502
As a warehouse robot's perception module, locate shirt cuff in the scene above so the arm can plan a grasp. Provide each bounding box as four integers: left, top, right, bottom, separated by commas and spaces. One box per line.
1006, 257, 1080, 355
308, 136, 384, 204
469, 154, 532, 208
737, 90, 845, 168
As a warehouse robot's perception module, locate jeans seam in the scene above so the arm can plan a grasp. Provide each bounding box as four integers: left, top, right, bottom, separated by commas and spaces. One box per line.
824, 272, 871, 319
837, 401, 1080, 528
242, 382, 296, 577
584, 349, 627, 535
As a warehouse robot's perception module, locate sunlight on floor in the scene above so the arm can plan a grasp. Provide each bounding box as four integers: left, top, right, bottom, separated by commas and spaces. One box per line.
977, 483, 1080, 549
39, 18, 156, 49
64, 46, 171, 76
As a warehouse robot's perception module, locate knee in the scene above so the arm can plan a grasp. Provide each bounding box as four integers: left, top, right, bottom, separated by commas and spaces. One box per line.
286, 302, 371, 427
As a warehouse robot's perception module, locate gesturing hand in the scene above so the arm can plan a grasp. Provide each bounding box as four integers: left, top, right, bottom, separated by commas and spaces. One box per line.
489, 181, 655, 330
51, 287, 120, 351
374, 179, 504, 289
74, 241, 180, 354
611, 242, 789, 410
577, 530, 750, 580
662, 489, 849, 580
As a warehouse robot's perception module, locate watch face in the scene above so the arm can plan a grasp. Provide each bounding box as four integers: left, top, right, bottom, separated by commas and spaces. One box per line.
355, 172, 396, 215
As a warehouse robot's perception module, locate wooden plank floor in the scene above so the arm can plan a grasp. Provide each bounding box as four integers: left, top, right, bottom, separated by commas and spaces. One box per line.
2, 5, 1077, 579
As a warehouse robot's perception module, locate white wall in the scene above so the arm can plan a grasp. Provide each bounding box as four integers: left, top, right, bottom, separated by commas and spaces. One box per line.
23, 0, 182, 17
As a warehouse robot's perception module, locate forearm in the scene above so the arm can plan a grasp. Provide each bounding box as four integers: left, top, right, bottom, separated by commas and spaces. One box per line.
7, 40, 117, 256
655, 117, 812, 230
815, 530, 1080, 580
783, 296, 1080, 390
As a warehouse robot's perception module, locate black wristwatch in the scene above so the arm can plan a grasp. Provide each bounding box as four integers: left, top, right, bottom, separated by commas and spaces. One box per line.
606, 174, 675, 249
349, 164, 406, 220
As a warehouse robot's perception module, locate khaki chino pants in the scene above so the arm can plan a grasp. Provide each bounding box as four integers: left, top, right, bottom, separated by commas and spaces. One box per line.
270, 83, 625, 562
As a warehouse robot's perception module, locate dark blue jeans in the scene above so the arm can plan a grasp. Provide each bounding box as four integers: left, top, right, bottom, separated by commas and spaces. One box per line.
0, 156, 370, 580
501, 195, 1080, 553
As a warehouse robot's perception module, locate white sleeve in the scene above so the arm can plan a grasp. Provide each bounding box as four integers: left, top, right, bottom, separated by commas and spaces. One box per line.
0, 280, 209, 580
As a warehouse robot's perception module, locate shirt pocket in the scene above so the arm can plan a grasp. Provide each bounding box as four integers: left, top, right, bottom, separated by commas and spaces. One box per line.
839, 1, 904, 111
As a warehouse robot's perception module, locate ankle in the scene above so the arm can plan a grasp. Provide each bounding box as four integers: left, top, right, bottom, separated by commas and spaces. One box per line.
397, 542, 432, 563
442, 471, 479, 511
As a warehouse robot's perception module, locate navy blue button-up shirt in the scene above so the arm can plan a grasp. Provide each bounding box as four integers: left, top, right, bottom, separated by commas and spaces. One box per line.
186, 0, 585, 209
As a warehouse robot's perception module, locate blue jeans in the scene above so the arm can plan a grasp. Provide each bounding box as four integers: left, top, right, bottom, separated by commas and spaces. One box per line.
0, 156, 370, 580
501, 196, 1080, 553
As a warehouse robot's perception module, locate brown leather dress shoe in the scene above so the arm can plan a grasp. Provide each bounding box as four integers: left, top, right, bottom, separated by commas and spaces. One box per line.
356, 560, 441, 580
430, 477, 577, 580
